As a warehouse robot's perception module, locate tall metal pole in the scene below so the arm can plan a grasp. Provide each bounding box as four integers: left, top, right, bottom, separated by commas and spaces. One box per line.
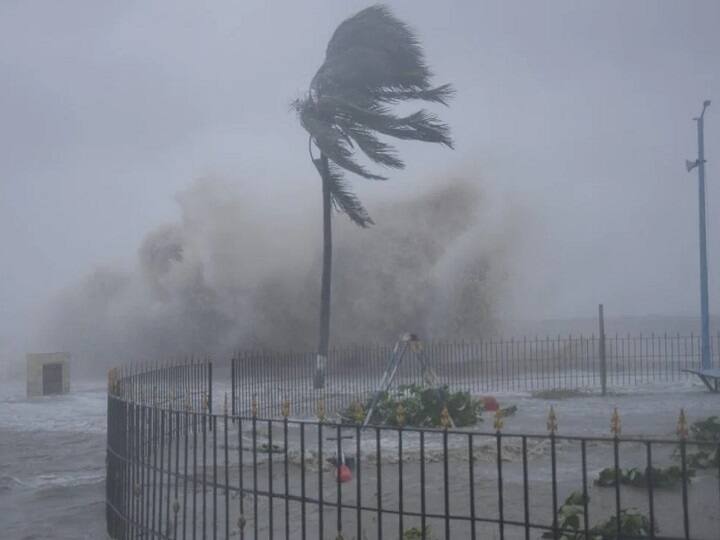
688, 101, 712, 369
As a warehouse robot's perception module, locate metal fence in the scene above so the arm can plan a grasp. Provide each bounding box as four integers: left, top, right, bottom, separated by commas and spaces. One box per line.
232, 333, 720, 418
107, 362, 720, 539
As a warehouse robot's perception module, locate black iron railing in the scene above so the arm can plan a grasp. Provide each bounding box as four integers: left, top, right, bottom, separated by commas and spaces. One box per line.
107, 362, 720, 539
232, 334, 720, 418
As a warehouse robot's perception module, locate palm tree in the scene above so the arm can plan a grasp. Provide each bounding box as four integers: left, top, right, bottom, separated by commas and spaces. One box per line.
295, 4, 454, 388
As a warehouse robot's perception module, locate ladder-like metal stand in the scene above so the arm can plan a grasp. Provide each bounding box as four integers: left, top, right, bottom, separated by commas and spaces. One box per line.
362, 332, 447, 427
328, 333, 452, 478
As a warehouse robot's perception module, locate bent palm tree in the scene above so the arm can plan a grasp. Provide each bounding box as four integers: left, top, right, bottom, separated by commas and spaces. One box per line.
295, 4, 454, 388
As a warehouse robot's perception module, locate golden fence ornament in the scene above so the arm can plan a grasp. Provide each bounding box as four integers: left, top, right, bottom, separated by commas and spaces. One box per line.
396, 402, 406, 426
316, 399, 327, 423
547, 406, 558, 434
281, 399, 290, 419
610, 407, 621, 437
677, 408, 689, 440
494, 410, 504, 432
107, 368, 118, 395
440, 405, 451, 429
348, 401, 365, 424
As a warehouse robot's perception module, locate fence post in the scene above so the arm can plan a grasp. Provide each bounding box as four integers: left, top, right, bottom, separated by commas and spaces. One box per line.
208, 361, 213, 421
599, 304, 607, 396
230, 357, 236, 421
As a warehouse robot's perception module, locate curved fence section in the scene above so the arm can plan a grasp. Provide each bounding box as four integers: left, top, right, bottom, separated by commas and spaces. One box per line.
106, 361, 720, 539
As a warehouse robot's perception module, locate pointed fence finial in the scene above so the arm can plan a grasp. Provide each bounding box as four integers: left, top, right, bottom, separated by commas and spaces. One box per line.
396, 402, 406, 426
107, 369, 115, 394
547, 406, 558, 434
251, 396, 258, 418
677, 408, 689, 440
610, 407, 621, 437
494, 410, 504, 432
317, 399, 326, 423
440, 405, 451, 429
202, 392, 209, 411
348, 401, 365, 424
281, 398, 290, 419
223, 392, 228, 416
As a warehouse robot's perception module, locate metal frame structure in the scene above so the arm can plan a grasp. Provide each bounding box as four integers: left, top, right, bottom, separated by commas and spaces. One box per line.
106, 361, 720, 540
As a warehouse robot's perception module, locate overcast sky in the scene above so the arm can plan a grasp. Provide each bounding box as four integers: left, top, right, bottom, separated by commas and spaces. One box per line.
1, 1, 719, 361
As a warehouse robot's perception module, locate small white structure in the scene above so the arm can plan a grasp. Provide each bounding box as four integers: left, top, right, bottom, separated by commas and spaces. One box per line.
27, 352, 70, 397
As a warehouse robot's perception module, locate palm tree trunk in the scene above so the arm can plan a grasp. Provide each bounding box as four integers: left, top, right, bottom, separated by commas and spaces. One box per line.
314, 153, 332, 389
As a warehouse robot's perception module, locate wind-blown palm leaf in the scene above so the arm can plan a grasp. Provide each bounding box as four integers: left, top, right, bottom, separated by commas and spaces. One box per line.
296, 3, 454, 225
314, 159, 374, 228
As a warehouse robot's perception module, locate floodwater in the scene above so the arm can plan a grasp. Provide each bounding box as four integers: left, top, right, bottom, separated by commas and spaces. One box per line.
0, 381, 107, 539
0, 378, 718, 539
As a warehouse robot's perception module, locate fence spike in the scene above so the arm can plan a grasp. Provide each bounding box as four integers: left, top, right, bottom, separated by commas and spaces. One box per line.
223, 392, 228, 416
348, 401, 365, 424
610, 407, 621, 437
281, 398, 290, 419
494, 410, 504, 432
547, 406, 558, 434
440, 405, 451, 429
251, 397, 258, 418
396, 402, 406, 426
317, 399, 326, 423
676, 408, 689, 440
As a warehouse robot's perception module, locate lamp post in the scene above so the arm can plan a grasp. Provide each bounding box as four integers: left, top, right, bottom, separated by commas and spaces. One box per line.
687, 100, 712, 369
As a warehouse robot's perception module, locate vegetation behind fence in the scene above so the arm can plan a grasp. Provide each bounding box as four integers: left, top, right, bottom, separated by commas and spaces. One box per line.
232, 333, 720, 418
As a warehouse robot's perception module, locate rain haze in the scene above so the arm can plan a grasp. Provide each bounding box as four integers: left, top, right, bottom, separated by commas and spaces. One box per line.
2, 1, 720, 372
1, 2, 720, 539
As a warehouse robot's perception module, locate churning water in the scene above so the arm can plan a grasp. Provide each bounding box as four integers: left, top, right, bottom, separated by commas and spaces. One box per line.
0, 381, 107, 539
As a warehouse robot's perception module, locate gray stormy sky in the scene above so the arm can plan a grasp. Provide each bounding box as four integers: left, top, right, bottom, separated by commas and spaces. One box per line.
1, 1, 719, 363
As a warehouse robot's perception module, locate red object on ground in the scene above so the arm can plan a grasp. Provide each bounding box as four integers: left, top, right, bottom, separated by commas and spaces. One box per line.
337, 463, 352, 483
482, 396, 499, 411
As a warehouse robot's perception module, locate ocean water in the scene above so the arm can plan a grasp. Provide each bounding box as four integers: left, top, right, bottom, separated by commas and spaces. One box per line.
0, 381, 107, 539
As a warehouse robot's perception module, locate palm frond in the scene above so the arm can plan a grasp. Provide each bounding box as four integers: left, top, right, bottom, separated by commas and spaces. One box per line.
371, 83, 455, 106
314, 159, 374, 228
340, 124, 404, 169
296, 3, 454, 226
300, 100, 387, 180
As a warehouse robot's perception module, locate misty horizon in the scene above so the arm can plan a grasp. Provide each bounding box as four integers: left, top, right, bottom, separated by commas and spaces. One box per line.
2, 1, 719, 373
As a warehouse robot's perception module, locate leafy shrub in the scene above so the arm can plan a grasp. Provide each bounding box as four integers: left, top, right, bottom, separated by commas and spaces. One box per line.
544, 492, 657, 539
340, 384, 483, 427
591, 509, 655, 539
402, 526, 434, 539
594, 465, 693, 489
675, 415, 720, 471
690, 415, 720, 442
